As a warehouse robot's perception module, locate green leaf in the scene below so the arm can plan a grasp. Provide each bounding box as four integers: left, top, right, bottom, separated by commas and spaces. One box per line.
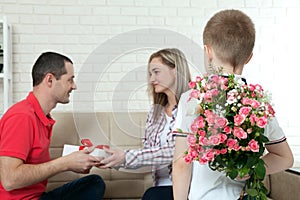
254, 159, 266, 179
229, 169, 238, 179
247, 188, 258, 196
176, 128, 183, 133
239, 167, 250, 178
246, 156, 256, 168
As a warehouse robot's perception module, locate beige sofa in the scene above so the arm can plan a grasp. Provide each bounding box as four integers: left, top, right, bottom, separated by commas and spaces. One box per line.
47, 112, 300, 200
48, 112, 152, 200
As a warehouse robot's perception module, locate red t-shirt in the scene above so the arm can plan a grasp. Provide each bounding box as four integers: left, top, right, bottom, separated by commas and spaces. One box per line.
0, 92, 55, 199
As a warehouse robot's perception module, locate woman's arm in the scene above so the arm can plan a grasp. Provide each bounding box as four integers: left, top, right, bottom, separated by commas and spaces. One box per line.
263, 140, 294, 175
172, 136, 192, 200
100, 141, 174, 169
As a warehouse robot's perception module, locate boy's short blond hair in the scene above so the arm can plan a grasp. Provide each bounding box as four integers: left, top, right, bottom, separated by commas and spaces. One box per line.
203, 9, 255, 68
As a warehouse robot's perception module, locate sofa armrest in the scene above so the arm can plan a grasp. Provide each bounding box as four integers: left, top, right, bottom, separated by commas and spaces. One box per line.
268, 169, 300, 200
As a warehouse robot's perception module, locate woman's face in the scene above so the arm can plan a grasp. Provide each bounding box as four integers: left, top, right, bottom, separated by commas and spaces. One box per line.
148, 57, 176, 95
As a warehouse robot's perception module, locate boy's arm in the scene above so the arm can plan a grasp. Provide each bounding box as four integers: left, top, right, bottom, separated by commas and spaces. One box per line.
263, 140, 294, 175
0, 148, 101, 191
172, 136, 192, 200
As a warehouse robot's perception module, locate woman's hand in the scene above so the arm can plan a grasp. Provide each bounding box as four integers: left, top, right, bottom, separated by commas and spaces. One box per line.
98, 148, 125, 169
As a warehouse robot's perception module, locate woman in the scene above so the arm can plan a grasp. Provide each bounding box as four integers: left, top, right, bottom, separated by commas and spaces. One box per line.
100, 48, 191, 200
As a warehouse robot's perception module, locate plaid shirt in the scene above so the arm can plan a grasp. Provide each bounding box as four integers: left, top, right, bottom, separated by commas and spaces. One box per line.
125, 105, 177, 186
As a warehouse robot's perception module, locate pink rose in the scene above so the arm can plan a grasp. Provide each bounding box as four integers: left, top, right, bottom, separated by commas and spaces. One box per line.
247, 128, 252, 134
190, 116, 205, 132
209, 135, 220, 145
189, 148, 199, 158
249, 114, 257, 126
205, 110, 214, 125
184, 154, 193, 163
195, 76, 202, 82
217, 117, 228, 128
199, 156, 208, 164
219, 133, 227, 143
256, 116, 268, 128
189, 90, 200, 100
203, 91, 213, 102
233, 145, 242, 151
226, 138, 238, 149
248, 139, 259, 152
267, 103, 275, 116
198, 136, 209, 146
223, 126, 231, 134
187, 135, 197, 146
239, 106, 252, 116
211, 89, 220, 97
251, 99, 261, 109
249, 84, 256, 92
234, 114, 246, 126
204, 149, 215, 161
233, 127, 247, 139
198, 130, 206, 137
241, 97, 252, 105
220, 148, 227, 154
189, 81, 196, 89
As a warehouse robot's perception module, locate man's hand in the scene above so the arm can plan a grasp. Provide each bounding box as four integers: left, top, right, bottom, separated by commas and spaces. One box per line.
63, 146, 103, 174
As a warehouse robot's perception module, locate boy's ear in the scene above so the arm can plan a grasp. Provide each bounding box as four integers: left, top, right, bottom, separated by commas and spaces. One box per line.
204, 45, 213, 62
245, 52, 253, 64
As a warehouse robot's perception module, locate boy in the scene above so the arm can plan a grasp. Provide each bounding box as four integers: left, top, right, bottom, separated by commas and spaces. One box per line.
172, 9, 294, 200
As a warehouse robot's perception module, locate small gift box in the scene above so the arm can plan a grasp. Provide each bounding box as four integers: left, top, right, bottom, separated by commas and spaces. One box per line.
62, 139, 110, 158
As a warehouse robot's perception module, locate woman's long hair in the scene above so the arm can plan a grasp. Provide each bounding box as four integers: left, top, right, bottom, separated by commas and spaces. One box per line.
147, 48, 191, 122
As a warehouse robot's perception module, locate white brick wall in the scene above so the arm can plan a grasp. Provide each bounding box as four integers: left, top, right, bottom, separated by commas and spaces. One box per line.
0, 0, 299, 166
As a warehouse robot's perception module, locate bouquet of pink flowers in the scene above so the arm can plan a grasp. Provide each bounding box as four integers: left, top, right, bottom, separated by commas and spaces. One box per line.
182, 74, 275, 199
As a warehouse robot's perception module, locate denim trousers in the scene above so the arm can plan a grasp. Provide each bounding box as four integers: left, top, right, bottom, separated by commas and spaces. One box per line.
40, 174, 105, 200
142, 186, 173, 200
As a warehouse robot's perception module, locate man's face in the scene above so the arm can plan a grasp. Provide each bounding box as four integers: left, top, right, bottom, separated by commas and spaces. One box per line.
52, 62, 77, 104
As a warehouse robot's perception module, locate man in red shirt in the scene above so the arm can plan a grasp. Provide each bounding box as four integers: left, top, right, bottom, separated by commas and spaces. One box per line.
0, 52, 105, 199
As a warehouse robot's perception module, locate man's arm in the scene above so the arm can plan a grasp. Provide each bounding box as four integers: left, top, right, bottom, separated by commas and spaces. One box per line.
0, 148, 101, 191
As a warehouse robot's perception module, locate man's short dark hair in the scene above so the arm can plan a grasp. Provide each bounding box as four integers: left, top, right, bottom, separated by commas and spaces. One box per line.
32, 52, 73, 86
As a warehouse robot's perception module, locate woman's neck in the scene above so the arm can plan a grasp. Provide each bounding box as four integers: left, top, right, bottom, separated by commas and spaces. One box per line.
165, 94, 177, 117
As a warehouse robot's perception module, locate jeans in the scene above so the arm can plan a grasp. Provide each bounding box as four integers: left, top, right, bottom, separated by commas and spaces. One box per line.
142, 186, 173, 200
40, 174, 105, 200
